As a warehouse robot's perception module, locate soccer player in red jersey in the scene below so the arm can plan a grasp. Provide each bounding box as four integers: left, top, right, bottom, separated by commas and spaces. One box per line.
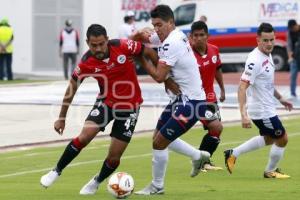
189, 21, 225, 171
40, 24, 157, 195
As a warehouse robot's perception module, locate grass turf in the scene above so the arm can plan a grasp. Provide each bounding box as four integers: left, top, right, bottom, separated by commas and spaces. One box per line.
0, 116, 299, 200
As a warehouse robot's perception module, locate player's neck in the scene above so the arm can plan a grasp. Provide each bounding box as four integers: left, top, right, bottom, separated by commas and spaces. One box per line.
194, 45, 207, 56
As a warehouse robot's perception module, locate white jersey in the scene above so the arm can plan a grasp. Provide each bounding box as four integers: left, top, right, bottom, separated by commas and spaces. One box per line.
241, 47, 277, 119
149, 28, 206, 101
60, 29, 78, 53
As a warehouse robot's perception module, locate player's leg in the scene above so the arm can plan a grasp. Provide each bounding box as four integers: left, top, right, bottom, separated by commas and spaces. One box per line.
70, 53, 76, 77
40, 102, 112, 188
0, 54, 4, 80
263, 116, 290, 178
135, 103, 173, 195
80, 108, 139, 195
198, 103, 223, 171
63, 53, 68, 80
156, 99, 210, 178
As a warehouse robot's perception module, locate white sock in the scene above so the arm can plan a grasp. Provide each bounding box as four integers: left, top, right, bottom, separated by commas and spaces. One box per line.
151, 149, 169, 188
233, 136, 265, 157
168, 138, 201, 160
265, 144, 285, 172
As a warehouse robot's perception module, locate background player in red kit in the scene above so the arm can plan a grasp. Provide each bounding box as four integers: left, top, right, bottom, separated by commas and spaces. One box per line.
40, 24, 157, 195
189, 21, 225, 171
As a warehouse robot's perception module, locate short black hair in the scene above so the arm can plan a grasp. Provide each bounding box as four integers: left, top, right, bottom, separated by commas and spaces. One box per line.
86, 24, 107, 40
150, 4, 174, 22
257, 23, 274, 35
288, 19, 297, 29
191, 21, 208, 34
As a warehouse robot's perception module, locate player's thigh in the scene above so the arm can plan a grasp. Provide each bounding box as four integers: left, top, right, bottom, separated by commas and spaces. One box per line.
110, 108, 140, 143
252, 115, 286, 139
153, 131, 172, 150
200, 102, 222, 130
159, 99, 199, 141
78, 120, 101, 145
107, 137, 129, 160
155, 102, 173, 131
86, 101, 114, 131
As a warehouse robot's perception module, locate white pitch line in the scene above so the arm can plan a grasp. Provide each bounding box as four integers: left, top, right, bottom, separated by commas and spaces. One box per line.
0, 132, 299, 179
0, 153, 151, 179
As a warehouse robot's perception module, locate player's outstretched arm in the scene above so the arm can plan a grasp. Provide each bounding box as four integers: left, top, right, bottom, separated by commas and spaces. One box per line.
238, 80, 251, 128
274, 89, 293, 111
54, 78, 80, 135
137, 56, 170, 83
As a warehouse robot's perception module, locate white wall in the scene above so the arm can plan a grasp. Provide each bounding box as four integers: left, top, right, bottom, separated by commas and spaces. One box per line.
0, 0, 32, 74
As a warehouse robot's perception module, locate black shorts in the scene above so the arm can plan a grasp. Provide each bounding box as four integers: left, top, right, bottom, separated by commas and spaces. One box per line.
86, 99, 139, 143
252, 115, 286, 139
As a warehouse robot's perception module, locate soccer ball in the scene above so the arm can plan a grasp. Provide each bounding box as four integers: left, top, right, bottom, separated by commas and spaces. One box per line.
107, 172, 134, 199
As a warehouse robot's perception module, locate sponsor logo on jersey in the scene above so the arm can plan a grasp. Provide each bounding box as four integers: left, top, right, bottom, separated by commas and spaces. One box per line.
90, 109, 100, 116
123, 130, 133, 137
106, 63, 115, 70
248, 63, 254, 70
117, 55, 126, 64
203, 60, 210, 66
127, 40, 134, 51
212, 55, 217, 64
95, 68, 101, 73
166, 128, 174, 136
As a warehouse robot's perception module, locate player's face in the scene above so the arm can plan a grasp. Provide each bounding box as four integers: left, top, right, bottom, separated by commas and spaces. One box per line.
190, 29, 208, 49
152, 17, 173, 42
87, 35, 109, 60
257, 31, 275, 55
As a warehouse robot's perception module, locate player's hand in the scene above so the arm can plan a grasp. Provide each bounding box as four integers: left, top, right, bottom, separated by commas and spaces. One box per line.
164, 77, 181, 95
54, 119, 65, 135
219, 90, 225, 102
279, 98, 293, 111
241, 116, 251, 129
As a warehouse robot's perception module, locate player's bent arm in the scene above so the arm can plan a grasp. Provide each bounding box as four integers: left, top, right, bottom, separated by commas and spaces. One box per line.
130, 28, 152, 43
141, 47, 159, 65
138, 56, 171, 83
274, 89, 293, 111
215, 68, 225, 101
238, 80, 250, 118
58, 78, 80, 120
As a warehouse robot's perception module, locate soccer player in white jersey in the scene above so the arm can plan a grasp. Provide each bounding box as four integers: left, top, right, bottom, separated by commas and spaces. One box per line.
224, 23, 293, 178
132, 5, 222, 195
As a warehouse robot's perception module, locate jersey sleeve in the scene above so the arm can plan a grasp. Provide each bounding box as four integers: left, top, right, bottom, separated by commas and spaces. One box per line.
159, 40, 181, 66
216, 48, 222, 69
120, 39, 144, 56
240, 59, 259, 85
71, 59, 91, 82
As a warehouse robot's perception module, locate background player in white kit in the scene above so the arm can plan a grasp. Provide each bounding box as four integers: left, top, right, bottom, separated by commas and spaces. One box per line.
132, 5, 222, 195
224, 23, 293, 178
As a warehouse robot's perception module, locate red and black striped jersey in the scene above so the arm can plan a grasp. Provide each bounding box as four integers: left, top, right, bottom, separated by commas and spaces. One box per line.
72, 39, 144, 110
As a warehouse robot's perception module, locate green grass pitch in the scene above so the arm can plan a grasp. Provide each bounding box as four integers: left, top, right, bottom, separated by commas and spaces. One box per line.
0, 116, 299, 200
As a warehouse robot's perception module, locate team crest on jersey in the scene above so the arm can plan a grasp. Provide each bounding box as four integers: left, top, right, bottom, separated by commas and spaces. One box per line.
117, 55, 126, 64
212, 55, 217, 64
90, 109, 100, 116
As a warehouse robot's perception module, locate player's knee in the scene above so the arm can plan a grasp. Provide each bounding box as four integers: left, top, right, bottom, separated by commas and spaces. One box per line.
208, 121, 223, 138
72, 137, 87, 150
277, 132, 288, 147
